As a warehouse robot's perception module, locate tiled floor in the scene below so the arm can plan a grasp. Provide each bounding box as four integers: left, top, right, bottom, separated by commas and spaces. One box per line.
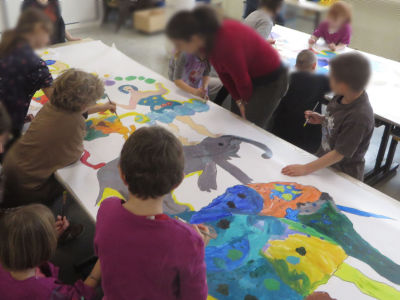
55, 22, 399, 285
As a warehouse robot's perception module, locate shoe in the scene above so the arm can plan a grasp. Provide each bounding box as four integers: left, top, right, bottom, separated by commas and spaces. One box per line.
58, 223, 84, 246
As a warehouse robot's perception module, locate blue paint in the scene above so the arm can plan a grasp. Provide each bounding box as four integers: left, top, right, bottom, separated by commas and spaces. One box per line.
270, 184, 303, 201
317, 58, 329, 67
285, 208, 299, 222
190, 185, 264, 224
337, 205, 393, 220
45, 59, 56, 65
118, 84, 139, 94
286, 256, 300, 265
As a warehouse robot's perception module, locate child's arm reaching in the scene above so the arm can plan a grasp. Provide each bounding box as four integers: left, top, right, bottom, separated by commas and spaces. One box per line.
282, 150, 344, 176
309, 35, 318, 47
84, 260, 102, 288
175, 79, 207, 98
86, 103, 116, 115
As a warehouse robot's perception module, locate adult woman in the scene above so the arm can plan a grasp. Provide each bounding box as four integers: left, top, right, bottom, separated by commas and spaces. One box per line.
166, 6, 288, 129
21, 0, 80, 44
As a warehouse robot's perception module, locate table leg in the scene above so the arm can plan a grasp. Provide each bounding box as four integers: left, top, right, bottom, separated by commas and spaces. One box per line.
364, 122, 392, 182
315, 12, 321, 29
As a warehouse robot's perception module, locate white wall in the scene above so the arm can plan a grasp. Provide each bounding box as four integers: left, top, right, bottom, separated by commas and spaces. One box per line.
221, 0, 400, 61
1, 0, 99, 30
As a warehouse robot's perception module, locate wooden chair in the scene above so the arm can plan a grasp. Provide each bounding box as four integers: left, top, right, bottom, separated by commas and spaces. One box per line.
103, 0, 159, 32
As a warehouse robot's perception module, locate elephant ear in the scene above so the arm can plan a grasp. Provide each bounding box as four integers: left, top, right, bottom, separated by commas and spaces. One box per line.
225, 135, 273, 159
198, 161, 218, 192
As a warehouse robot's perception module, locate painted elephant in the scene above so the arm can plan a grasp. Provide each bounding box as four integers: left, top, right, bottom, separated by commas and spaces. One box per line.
95, 135, 272, 214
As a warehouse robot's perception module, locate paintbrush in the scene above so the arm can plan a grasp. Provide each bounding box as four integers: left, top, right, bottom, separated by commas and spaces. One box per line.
175, 216, 217, 240
61, 191, 67, 219
303, 102, 320, 127
105, 94, 120, 120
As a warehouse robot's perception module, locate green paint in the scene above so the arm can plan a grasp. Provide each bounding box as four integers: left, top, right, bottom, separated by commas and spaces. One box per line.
125, 76, 136, 81
281, 218, 338, 245
275, 185, 285, 192
145, 78, 156, 84
227, 249, 243, 261
282, 193, 293, 201
114, 76, 123, 81
297, 201, 400, 285
213, 257, 226, 269
335, 263, 400, 300
264, 278, 280, 291
286, 185, 292, 189
138, 76, 145, 80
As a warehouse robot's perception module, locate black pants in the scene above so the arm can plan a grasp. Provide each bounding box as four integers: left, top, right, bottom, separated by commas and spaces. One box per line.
231, 69, 289, 130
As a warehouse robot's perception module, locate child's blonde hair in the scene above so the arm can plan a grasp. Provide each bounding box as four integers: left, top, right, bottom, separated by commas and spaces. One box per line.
0, 204, 57, 271
51, 69, 105, 112
328, 1, 352, 23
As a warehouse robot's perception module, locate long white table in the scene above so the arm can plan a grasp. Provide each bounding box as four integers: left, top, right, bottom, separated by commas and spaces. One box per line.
272, 25, 400, 185
29, 39, 400, 300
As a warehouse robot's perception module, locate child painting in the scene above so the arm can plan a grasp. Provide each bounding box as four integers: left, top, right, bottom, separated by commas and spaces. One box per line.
309, 1, 352, 51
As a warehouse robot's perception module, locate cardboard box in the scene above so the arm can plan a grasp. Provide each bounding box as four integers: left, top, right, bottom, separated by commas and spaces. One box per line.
134, 8, 166, 33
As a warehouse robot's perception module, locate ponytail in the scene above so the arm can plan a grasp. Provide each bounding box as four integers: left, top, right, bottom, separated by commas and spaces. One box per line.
166, 6, 221, 53
0, 103, 11, 135
0, 8, 52, 59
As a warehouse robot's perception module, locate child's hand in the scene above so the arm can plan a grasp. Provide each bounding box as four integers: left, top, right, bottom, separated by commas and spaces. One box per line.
55, 216, 70, 237
194, 88, 207, 99
304, 111, 324, 124
192, 224, 211, 246
309, 37, 316, 46
329, 43, 337, 51
281, 164, 311, 177
24, 114, 35, 123
102, 103, 116, 113
267, 39, 276, 45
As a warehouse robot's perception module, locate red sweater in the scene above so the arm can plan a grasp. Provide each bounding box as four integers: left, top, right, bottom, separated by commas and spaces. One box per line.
209, 19, 281, 102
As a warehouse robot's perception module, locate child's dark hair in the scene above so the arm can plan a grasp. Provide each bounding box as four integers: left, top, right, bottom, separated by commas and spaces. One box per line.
166, 6, 221, 53
260, 0, 284, 14
296, 49, 316, 70
0, 8, 52, 59
330, 52, 371, 92
120, 126, 184, 200
0, 204, 57, 271
0, 103, 11, 135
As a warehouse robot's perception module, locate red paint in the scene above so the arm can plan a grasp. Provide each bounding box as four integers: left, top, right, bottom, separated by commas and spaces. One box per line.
80, 150, 106, 170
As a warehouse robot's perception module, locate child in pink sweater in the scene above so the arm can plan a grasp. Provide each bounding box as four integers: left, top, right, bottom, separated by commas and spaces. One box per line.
95, 126, 209, 300
0, 204, 101, 299
309, 1, 352, 51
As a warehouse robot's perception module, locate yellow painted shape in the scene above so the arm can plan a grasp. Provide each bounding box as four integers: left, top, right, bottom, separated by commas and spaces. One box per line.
170, 171, 203, 212
335, 263, 400, 300
207, 295, 218, 300
263, 233, 347, 289
97, 187, 126, 206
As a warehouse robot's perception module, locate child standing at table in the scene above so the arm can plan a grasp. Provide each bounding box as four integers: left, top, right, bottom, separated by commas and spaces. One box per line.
95, 126, 208, 300
168, 50, 223, 102
0, 204, 100, 299
2, 69, 114, 208
244, 0, 284, 42
309, 1, 352, 51
282, 52, 374, 180
0, 8, 53, 140
271, 50, 330, 153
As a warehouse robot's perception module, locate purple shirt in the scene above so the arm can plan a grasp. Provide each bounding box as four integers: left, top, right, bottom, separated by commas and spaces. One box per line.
94, 198, 208, 300
0, 262, 96, 300
313, 21, 352, 45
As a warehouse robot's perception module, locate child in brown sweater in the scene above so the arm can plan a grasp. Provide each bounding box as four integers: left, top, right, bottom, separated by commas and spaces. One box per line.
2, 69, 115, 207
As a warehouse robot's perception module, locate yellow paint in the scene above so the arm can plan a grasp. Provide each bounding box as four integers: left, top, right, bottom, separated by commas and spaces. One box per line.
104, 74, 110, 78
97, 187, 126, 206
263, 233, 347, 294
335, 263, 400, 300
207, 295, 218, 300
176, 115, 219, 138
170, 171, 204, 212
